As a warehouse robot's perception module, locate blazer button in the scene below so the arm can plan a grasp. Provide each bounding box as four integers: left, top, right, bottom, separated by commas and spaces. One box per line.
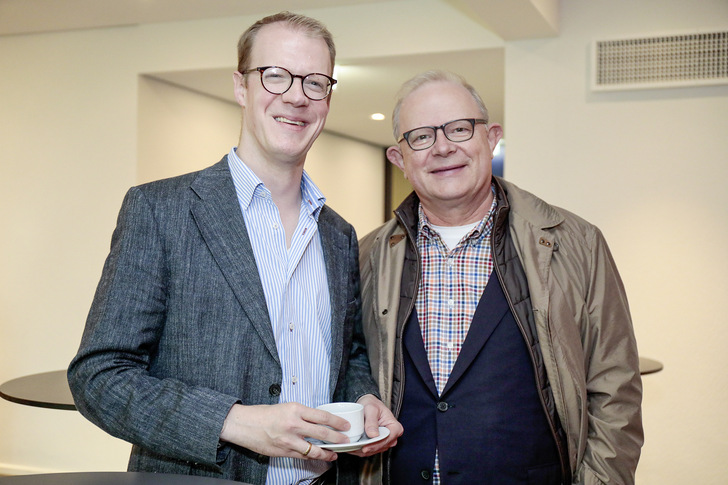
437, 401, 449, 412
269, 384, 281, 396
256, 454, 269, 464
420, 469, 431, 480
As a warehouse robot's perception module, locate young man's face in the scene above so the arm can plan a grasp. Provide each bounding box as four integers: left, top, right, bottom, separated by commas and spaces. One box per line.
234, 22, 332, 168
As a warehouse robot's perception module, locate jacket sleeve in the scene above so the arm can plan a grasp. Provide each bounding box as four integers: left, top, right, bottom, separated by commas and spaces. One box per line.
67, 187, 239, 468
576, 228, 643, 484
340, 228, 380, 402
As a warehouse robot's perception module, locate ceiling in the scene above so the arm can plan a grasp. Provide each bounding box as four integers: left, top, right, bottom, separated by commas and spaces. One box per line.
0, 0, 559, 147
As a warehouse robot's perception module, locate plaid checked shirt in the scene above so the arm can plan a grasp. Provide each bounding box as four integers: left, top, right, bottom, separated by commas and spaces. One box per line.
415, 188, 498, 395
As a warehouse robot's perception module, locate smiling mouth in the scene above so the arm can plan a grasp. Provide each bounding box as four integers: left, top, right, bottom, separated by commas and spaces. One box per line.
275, 116, 305, 126
431, 164, 465, 174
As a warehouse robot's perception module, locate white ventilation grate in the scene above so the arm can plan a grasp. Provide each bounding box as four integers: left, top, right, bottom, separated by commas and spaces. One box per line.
592, 31, 728, 91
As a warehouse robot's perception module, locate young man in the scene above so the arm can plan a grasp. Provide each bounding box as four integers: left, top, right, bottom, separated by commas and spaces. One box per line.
69, 12, 400, 485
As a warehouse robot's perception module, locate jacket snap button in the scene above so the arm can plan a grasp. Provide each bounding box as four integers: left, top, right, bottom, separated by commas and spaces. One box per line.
269, 384, 281, 396
437, 401, 449, 412
539, 237, 552, 247
420, 469, 431, 480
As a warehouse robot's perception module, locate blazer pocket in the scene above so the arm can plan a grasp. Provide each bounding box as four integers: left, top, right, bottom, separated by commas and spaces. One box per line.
527, 462, 562, 485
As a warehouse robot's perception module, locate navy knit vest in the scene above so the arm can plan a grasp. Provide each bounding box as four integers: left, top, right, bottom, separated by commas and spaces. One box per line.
389, 271, 562, 484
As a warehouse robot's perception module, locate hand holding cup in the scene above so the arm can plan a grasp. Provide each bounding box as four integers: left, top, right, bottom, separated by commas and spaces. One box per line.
316, 402, 364, 443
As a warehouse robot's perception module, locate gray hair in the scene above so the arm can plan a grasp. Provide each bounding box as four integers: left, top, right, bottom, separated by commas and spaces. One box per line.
391, 70, 489, 140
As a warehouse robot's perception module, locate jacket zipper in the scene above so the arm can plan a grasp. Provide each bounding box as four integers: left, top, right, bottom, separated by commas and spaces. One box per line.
386, 213, 420, 485
393, 226, 420, 420
491, 227, 571, 483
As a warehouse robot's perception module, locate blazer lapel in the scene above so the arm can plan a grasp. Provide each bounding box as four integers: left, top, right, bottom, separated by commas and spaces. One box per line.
404, 309, 439, 398
318, 208, 348, 396
189, 158, 279, 363
441, 273, 509, 395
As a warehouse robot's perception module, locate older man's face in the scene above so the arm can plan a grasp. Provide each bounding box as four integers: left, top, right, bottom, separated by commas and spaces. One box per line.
387, 81, 502, 223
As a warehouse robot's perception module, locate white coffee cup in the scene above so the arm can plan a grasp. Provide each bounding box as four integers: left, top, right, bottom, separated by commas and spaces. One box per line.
317, 402, 364, 442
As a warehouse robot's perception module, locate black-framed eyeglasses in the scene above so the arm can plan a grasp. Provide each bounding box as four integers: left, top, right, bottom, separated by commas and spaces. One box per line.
398, 118, 488, 151
240, 66, 337, 101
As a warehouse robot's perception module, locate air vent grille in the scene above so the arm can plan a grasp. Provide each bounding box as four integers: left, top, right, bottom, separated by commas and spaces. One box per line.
592, 31, 728, 91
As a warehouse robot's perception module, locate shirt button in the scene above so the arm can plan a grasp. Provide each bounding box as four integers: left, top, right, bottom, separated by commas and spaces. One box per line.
448, 299, 455, 307
289, 322, 295, 331
292, 376, 298, 384
272, 223, 279, 230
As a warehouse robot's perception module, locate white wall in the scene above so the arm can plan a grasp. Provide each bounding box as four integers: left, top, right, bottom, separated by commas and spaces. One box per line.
136, 76, 242, 185
306, 134, 385, 237
505, 1, 728, 483
0, 25, 143, 475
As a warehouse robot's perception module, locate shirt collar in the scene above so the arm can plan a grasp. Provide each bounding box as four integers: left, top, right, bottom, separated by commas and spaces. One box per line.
300, 170, 327, 221
417, 184, 498, 244
227, 147, 326, 219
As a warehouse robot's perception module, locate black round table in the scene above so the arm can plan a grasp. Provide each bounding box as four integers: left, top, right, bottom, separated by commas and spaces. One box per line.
0, 370, 76, 410
0, 472, 248, 485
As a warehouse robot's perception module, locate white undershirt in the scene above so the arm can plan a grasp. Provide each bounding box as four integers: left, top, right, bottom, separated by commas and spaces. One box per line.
429, 222, 479, 251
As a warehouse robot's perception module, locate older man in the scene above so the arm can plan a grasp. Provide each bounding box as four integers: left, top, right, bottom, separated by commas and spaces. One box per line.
359, 70, 643, 484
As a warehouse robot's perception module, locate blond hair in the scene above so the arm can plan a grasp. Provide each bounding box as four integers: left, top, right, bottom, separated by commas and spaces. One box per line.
237, 11, 336, 75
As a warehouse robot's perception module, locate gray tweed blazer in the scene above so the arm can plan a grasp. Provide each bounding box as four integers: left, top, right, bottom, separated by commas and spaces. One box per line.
68, 156, 375, 484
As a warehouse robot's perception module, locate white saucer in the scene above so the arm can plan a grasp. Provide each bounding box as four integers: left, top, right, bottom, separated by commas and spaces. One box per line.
310, 426, 390, 452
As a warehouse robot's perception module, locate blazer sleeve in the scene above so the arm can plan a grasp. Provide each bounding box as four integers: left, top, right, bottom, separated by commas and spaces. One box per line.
340, 229, 380, 402
68, 186, 239, 467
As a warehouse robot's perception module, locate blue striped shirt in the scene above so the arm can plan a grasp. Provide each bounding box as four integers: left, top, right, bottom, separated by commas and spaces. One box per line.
228, 148, 332, 485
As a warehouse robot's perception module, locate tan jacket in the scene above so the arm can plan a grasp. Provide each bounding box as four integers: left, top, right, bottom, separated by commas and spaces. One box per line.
359, 178, 643, 484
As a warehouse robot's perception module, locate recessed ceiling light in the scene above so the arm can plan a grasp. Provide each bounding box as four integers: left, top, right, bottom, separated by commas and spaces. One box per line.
370, 113, 385, 121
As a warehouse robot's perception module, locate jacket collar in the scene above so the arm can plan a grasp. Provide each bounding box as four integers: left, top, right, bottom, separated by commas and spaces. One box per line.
393, 191, 420, 242
393, 176, 565, 242
494, 176, 564, 230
